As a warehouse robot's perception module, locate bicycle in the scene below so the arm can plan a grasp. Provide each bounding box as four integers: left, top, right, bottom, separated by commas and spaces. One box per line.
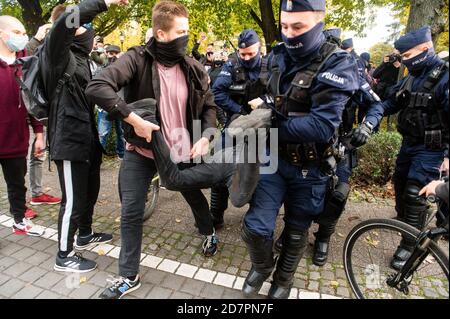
143, 174, 160, 221
343, 194, 449, 299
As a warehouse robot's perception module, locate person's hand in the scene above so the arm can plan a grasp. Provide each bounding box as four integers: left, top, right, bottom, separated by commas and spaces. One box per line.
34, 24, 52, 41
104, 0, 129, 6
34, 133, 45, 157
198, 32, 207, 43
441, 157, 449, 175
190, 137, 210, 159
350, 122, 373, 148
248, 98, 264, 110
126, 113, 160, 143
419, 180, 444, 198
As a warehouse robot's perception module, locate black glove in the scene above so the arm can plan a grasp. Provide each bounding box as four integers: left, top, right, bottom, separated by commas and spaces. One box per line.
351, 122, 373, 147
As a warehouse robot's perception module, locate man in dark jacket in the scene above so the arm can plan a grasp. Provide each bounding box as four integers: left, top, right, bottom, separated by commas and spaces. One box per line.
86, 0, 217, 299
0, 15, 45, 236
40, 0, 126, 273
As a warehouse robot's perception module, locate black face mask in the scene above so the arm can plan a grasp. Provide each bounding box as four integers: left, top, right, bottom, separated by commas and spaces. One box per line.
72, 29, 95, 56
155, 35, 189, 67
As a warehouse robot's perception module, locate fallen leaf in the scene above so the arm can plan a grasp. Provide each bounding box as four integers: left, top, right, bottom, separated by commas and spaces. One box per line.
348, 216, 361, 222
80, 276, 87, 284
330, 281, 339, 288
337, 232, 345, 238
97, 249, 105, 256
175, 218, 181, 223
364, 236, 379, 247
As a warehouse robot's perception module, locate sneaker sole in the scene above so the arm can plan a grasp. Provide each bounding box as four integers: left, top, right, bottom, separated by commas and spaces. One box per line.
30, 201, 61, 206
13, 228, 44, 237
53, 263, 98, 273
74, 238, 113, 251
118, 282, 142, 299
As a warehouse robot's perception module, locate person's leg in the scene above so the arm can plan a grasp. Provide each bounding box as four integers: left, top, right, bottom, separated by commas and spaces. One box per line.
210, 185, 229, 229
55, 160, 90, 256
391, 145, 444, 270
115, 119, 125, 159
97, 110, 112, 151
241, 166, 286, 297
75, 143, 112, 249
29, 137, 44, 198
393, 144, 412, 221
1, 158, 27, 223
152, 131, 235, 191
313, 155, 352, 266
269, 164, 329, 299
118, 151, 156, 278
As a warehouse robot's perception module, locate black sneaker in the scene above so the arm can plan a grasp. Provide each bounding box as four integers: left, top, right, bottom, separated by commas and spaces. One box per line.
202, 233, 219, 257
99, 275, 141, 299
74, 232, 113, 250
54, 252, 97, 273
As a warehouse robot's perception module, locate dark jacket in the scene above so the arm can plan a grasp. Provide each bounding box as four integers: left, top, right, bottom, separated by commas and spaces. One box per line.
85, 37, 217, 144
0, 50, 43, 158
41, 0, 106, 162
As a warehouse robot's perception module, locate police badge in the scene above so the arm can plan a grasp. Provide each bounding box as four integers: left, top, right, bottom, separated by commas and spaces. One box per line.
286, 0, 293, 11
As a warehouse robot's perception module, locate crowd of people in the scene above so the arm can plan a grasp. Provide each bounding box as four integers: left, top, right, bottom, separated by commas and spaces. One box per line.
0, 0, 448, 300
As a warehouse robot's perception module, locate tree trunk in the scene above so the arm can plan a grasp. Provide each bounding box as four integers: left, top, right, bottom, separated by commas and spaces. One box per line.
250, 0, 279, 52
17, 0, 46, 35
406, 0, 447, 43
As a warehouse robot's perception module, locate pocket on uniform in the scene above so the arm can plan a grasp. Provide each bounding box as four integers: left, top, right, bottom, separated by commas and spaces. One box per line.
309, 184, 327, 215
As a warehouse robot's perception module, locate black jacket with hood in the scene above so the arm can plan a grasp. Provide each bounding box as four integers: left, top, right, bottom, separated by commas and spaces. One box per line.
41, 0, 107, 162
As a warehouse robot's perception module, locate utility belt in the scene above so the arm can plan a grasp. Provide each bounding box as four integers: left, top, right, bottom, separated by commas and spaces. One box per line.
402, 129, 448, 151
279, 142, 341, 176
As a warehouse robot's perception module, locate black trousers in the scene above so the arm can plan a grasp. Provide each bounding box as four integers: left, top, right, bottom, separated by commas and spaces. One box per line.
118, 150, 214, 277
0, 157, 27, 223
54, 143, 102, 256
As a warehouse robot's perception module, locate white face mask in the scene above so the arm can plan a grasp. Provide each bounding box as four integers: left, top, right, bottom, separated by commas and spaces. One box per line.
2, 32, 29, 53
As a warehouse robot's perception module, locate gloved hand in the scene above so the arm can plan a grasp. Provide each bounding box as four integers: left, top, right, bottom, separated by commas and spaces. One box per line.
351, 122, 373, 147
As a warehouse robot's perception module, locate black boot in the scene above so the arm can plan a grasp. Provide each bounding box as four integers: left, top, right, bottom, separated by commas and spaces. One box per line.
313, 221, 337, 266
268, 227, 308, 299
273, 228, 285, 254
391, 181, 430, 270
210, 186, 229, 230
241, 223, 275, 298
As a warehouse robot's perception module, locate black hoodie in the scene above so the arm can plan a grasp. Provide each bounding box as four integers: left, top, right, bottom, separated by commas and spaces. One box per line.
40, 0, 106, 162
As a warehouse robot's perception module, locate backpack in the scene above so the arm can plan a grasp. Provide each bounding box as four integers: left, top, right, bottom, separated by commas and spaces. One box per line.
15, 45, 76, 126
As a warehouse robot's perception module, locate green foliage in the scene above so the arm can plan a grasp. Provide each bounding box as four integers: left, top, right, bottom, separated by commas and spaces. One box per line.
353, 131, 402, 186
369, 42, 394, 66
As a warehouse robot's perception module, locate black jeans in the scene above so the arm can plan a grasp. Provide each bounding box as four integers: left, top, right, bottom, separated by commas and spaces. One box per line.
118, 150, 213, 278
0, 157, 27, 223
54, 143, 102, 256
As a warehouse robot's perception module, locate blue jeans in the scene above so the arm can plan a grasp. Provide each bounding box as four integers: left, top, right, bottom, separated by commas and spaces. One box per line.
244, 158, 330, 238
98, 110, 125, 158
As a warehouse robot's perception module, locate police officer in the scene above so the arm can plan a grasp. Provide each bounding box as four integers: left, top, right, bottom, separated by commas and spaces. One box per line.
354, 26, 449, 270
210, 29, 265, 230
274, 27, 385, 266
240, 0, 359, 299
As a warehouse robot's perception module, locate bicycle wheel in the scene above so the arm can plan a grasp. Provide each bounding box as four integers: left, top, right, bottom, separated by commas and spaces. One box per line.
143, 175, 160, 221
344, 218, 449, 299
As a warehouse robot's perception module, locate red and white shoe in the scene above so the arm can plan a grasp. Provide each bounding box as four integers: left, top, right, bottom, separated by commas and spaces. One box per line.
25, 208, 38, 219
12, 218, 45, 237
30, 193, 62, 206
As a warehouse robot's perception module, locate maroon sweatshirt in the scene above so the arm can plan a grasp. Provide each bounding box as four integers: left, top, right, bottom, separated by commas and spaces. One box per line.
0, 50, 43, 159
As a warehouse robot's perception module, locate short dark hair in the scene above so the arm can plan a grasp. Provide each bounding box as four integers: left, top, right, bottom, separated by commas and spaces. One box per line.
51, 4, 66, 23
152, 1, 189, 33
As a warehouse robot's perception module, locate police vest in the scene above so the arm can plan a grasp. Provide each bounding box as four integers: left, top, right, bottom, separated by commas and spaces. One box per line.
264, 42, 341, 165
396, 61, 449, 150
228, 60, 266, 114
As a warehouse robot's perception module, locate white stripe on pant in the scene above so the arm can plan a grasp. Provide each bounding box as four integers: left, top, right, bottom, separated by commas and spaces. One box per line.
60, 160, 74, 252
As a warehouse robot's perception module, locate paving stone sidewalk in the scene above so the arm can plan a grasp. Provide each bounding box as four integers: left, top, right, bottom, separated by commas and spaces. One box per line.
0, 157, 448, 299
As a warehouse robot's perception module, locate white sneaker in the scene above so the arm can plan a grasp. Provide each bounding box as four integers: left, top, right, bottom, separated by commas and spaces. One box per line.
12, 218, 45, 237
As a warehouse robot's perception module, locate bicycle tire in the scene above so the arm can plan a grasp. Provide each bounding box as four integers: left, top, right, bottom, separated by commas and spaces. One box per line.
143, 177, 160, 221
343, 218, 449, 299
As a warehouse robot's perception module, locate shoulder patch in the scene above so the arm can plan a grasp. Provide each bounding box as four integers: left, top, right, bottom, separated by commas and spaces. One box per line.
319, 72, 345, 85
